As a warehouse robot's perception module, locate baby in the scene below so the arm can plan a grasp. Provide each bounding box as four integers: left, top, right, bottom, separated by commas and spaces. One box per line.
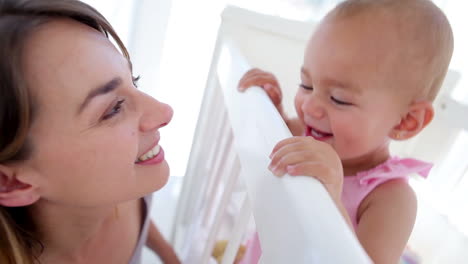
238, 0, 453, 263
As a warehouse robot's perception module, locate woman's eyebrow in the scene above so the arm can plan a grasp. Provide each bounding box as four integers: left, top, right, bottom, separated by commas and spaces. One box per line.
77, 77, 122, 115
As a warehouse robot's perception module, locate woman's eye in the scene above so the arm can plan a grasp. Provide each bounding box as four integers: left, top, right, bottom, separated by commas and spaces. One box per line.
102, 99, 125, 120
300, 84, 313, 91
331, 96, 352, 106
132, 75, 141, 88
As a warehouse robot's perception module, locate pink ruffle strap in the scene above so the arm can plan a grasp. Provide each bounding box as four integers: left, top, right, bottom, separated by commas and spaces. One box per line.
355, 157, 433, 185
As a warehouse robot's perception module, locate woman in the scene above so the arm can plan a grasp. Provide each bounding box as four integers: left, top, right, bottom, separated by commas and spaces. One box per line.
0, 0, 180, 263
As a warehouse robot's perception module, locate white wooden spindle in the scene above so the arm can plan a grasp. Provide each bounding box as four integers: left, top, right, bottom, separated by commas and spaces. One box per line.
221, 195, 252, 264
201, 149, 242, 263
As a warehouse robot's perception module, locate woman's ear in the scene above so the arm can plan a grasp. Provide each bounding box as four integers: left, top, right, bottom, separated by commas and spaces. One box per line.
0, 164, 40, 207
390, 100, 434, 140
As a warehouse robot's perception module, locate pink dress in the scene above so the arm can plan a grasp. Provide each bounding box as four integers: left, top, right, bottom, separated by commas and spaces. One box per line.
239, 157, 432, 264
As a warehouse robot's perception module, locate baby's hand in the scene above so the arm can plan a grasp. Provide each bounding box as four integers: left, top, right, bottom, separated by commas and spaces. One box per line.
269, 136, 344, 202
238, 68, 284, 114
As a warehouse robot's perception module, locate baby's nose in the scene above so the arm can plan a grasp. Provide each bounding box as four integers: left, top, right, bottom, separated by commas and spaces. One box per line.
303, 96, 325, 119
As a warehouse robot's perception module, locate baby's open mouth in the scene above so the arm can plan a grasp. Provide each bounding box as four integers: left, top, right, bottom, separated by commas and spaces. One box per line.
306, 126, 333, 141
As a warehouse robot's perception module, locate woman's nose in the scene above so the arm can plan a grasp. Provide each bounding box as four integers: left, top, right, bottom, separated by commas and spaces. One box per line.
302, 94, 325, 119
139, 93, 173, 133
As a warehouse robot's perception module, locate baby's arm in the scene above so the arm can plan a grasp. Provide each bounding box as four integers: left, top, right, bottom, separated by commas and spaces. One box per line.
270, 137, 417, 263
146, 220, 181, 264
238, 68, 304, 136
356, 179, 417, 264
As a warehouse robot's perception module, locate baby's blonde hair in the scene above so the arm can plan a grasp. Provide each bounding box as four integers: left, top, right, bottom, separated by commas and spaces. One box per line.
326, 0, 454, 101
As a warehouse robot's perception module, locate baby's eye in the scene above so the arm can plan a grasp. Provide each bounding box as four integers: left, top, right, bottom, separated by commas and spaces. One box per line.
331, 96, 352, 106
102, 99, 125, 120
300, 84, 313, 91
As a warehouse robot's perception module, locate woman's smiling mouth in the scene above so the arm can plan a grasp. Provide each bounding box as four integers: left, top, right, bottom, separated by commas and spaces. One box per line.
135, 144, 165, 165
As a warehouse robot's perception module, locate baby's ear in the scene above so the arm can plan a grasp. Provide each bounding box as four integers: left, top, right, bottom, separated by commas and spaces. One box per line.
390, 100, 434, 140
0, 164, 40, 207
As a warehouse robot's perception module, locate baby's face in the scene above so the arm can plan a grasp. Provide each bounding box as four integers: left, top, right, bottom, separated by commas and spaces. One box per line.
295, 16, 408, 162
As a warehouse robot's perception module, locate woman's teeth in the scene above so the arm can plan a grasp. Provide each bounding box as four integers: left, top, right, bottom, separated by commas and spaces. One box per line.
137, 145, 161, 162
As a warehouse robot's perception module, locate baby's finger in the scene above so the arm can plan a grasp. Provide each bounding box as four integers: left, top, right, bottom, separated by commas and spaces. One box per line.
238, 68, 265, 89
238, 70, 278, 90
269, 150, 316, 176
286, 161, 335, 181
264, 84, 282, 105
238, 74, 278, 91
270, 141, 316, 167
270, 137, 313, 158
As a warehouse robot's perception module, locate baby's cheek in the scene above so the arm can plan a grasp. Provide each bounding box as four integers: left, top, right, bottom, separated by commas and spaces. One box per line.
335, 132, 360, 158
294, 92, 305, 114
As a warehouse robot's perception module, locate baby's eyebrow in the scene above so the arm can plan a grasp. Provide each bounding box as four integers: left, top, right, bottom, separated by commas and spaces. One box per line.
324, 78, 361, 95
77, 77, 122, 115
301, 67, 361, 95
301, 67, 311, 79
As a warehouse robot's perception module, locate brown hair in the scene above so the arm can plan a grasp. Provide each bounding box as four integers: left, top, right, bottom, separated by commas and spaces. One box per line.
325, 0, 454, 101
0, 0, 130, 263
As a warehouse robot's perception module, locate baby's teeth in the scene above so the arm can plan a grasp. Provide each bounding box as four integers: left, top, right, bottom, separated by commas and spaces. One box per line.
312, 129, 323, 138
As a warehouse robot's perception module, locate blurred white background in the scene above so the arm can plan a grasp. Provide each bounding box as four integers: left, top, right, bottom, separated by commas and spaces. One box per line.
81, 0, 468, 263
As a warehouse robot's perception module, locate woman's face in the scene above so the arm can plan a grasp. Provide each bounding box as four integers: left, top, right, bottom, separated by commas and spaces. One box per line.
21, 19, 173, 207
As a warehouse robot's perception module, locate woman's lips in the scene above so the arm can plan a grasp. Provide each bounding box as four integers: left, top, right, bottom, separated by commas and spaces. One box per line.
135, 143, 165, 165
135, 146, 165, 165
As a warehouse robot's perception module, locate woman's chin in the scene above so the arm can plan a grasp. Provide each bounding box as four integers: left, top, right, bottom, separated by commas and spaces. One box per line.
145, 162, 170, 193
